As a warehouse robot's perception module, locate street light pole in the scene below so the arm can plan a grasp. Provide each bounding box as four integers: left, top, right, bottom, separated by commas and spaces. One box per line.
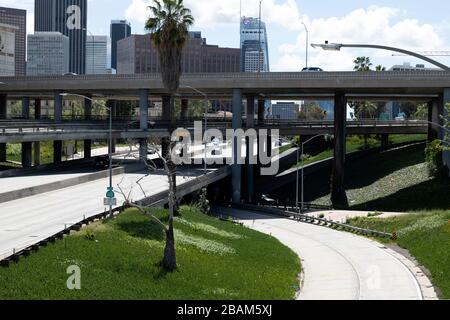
296, 134, 329, 212
301, 22, 309, 69
311, 42, 450, 71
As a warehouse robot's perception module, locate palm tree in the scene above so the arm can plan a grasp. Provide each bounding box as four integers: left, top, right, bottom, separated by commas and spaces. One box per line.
144, 0, 194, 271
354, 56, 372, 71
145, 0, 194, 93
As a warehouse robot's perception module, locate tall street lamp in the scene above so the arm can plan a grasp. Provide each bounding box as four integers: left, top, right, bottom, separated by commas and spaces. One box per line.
296, 134, 329, 212
311, 42, 450, 71
60, 93, 115, 217
301, 22, 309, 69
180, 85, 208, 175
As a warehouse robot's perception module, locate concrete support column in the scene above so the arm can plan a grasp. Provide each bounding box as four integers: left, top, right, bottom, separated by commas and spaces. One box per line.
181, 99, 189, 120
246, 95, 255, 128
22, 97, 30, 119
35, 98, 41, 120
428, 98, 443, 141
245, 95, 255, 203
21, 142, 32, 168
83, 97, 92, 159
53, 140, 62, 164
84, 96, 92, 120
0, 94, 6, 119
232, 89, 242, 204
257, 99, 265, 124
54, 92, 62, 122
381, 134, 389, 149
139, 89, 149, 160
331, 92, 349, 209
0, 94, 6, 162
84, 139, 92, 158
34, 142, 41, 166
0, 144, 6, 163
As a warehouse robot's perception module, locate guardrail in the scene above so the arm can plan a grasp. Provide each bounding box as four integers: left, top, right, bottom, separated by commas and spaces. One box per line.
226, 203, 393, 239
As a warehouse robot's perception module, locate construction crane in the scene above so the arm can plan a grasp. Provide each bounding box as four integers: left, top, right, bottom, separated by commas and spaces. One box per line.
392, 51, 450, 57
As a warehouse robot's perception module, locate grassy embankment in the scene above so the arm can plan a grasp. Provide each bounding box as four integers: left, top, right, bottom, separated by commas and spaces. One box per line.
0, 206, 301, 300
348, 211, 450, 299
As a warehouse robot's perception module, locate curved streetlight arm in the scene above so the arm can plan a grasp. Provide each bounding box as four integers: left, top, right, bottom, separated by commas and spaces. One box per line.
342, 44, 450, 71
311, 42, 450, 71
60, 93, 109, 110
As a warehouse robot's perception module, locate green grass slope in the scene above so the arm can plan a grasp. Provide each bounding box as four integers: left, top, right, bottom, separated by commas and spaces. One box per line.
0, 206, 300, 300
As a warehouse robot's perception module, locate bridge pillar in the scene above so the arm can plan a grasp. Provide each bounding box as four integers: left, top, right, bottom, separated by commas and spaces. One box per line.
244, 95, 255, 203
139, 89, 149, 161
232, 89, 243, 204
331, 92, 349, 209
84, 96, 92, 120
53, 140, 62, 164
0, 94, 6, 162
34, 142, 41, 166
381, 134, 389, 149
21, 142, 32, 168
84, 139, 92, 158
181, 99, 189, 120
22, 97, 30, 119
428, 98, 443, 141
54, 92, 62, 122
35, 98, 41, 120
257, 99, 265, 124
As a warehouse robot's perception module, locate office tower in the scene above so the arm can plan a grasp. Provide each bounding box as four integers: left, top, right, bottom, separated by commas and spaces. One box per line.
0, 23, 18, 76
0, 7, 26, 75
86, 35, 107, 74
35, 0, 87, 74
271, 102, 300, 120
117, 31, 240, 74
240, 16, 269, 72
27, 32, 70, 75
110, 20, 131, 70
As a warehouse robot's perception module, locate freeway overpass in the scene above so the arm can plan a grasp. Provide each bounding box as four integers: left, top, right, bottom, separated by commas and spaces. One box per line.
1, 71, 448, 207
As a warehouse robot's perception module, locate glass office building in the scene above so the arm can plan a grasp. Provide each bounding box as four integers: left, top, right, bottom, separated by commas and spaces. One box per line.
240, 16, 269, 72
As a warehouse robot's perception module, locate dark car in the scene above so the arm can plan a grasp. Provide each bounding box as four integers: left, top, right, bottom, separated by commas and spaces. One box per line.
301, 67, 324, 72
126, 120, 156, 130
93, 155, 110, 169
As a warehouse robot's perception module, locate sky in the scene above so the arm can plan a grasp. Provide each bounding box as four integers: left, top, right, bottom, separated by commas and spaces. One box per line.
3, 0, 450, 71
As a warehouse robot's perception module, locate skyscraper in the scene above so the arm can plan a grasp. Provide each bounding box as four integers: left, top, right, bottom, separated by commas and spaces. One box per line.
34, 0, 87, 74
110, 20, 131, 71
0, 7, 26, 75
86, 35, 107, 74
27, 32, 70, 75
240, 16, 269, 72
0, 23, 18, 76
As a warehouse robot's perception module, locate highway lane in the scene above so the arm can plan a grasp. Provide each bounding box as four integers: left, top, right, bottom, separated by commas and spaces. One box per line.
0, 168, 208, 260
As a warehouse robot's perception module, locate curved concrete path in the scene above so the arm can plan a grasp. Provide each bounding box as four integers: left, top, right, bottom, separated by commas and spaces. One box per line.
215, 207, 427, 300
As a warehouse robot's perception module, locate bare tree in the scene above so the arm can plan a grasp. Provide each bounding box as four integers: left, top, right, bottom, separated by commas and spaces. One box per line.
116, 138, 179, 271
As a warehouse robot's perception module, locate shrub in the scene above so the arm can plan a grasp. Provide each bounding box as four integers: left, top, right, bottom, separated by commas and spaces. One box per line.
425, 140, 447, 177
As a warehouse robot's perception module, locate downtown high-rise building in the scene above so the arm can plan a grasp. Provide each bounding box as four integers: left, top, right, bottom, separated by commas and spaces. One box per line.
0, 7, 26, 75
34, 0, 87, 74
0, 23, 18, 76
86, 35, 107, 74
240, 16, 269, 72
27, 32, 70, 76
117, 32, 240, 74
110, 20, 131, 71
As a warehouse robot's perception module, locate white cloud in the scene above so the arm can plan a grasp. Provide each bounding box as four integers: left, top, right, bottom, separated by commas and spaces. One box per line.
276, 6, 447, 71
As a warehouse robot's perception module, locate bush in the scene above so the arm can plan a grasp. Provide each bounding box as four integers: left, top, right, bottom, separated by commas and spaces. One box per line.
425, 140, 447, 177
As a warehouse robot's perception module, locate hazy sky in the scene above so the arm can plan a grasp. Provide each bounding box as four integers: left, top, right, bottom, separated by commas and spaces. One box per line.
3, 0, 450, 71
